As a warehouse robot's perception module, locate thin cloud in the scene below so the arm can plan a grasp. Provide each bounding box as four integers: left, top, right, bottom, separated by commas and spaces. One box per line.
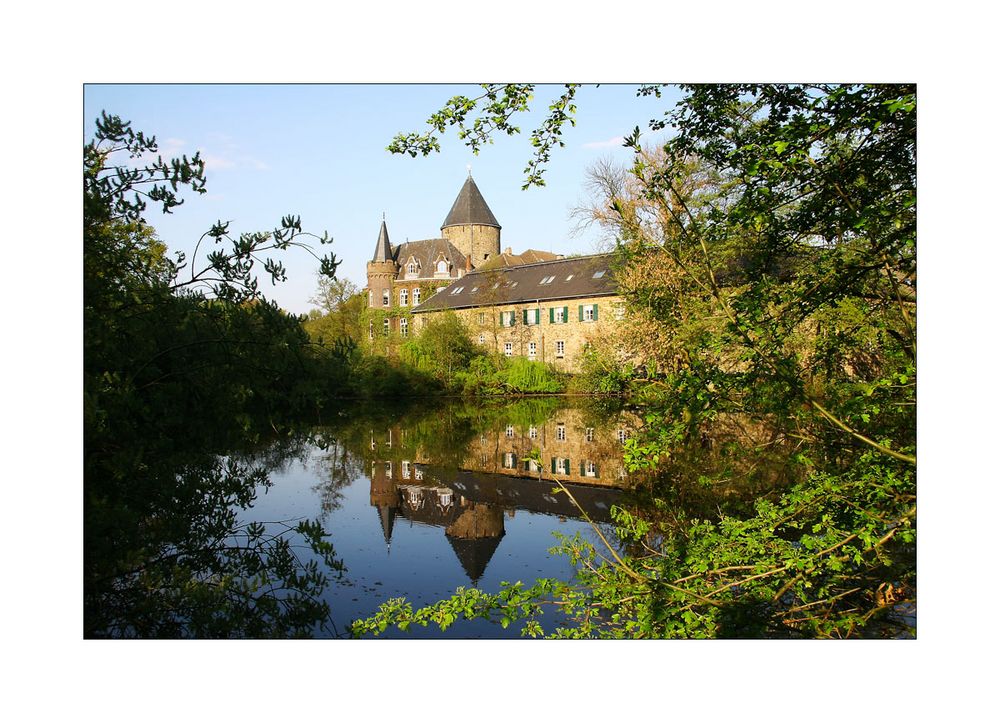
582, 136, 625, 149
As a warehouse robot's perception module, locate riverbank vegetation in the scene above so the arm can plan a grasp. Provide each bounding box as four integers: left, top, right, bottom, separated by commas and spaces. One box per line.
352, 83, 916, 638
85, 82, 916, 638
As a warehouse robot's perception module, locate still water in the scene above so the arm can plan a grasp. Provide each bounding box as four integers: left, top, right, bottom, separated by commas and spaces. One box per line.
239, 397, 641, 638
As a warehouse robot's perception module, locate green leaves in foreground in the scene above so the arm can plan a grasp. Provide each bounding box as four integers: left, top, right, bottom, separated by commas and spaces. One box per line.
351, 451, 914, 639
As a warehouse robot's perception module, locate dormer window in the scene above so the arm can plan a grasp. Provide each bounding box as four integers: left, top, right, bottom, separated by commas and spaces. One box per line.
436, 260, 448, 274
408, 262, 416, 274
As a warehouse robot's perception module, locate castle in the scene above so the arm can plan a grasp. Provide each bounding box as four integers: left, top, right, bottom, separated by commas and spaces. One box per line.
365, 175, 623, 372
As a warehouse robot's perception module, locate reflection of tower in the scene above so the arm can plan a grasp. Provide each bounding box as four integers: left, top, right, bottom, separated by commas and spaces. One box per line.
445, 504, 506, 585
369, 459, 399, 554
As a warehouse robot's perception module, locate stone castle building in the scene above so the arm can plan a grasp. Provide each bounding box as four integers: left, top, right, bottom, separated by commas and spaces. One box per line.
365, 174, 623, 371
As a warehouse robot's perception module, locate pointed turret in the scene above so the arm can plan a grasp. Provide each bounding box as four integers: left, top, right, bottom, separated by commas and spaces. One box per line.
372, 219, 393, 262
366, 218, 397, 311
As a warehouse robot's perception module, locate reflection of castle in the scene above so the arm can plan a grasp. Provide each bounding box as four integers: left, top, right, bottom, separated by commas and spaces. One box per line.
366, 409, 634, 584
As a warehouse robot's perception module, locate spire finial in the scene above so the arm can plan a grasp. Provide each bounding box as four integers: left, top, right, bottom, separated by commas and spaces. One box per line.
467, 163, 472, 177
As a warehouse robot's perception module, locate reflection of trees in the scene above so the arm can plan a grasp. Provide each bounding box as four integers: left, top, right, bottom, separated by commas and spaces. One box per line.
311, 433, 362, 519
85, 434, 343, 639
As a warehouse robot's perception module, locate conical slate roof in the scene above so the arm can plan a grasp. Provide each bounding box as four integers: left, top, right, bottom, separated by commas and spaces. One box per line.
371, 219, 393, 262
376, 505, 396, 547
446, 531, 505, 583
441, 175, 500, 230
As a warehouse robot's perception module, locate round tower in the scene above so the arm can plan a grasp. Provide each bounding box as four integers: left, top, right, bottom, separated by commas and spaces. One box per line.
366, 219, 397, 310
440, 174, 501, 267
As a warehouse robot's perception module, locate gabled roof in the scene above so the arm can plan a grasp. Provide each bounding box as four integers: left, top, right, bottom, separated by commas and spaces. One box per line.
371, 220, 393, 262
441, 175, 501, 229
411, 253, 618, 313
391, 238, 468, 281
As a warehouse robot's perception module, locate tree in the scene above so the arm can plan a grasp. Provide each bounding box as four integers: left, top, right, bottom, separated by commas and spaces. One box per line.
84, 113, 346, 637
355, 84, 917, 638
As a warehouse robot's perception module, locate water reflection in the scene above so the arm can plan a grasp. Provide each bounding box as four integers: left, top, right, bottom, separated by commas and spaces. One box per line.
354, 400, 639, 587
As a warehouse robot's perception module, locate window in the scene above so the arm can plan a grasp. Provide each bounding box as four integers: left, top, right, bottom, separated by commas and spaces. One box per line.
407, 262, 416, 275
478, 312, 485, 324
528, 341, 537, 359
478, 334, 485, 345
552, 457, 570, 475
501, 311, 516, 327
505, 425, 515, 438
613, 302, 625, 320
585, 427, 594, 442
450, 286, 465, 295
529, 425, 538, 440
414, 467, 424, 481
368, 321, 373, 340
584, 461, 598, 478
556, 424, 566, 441
368, 290, 373, 306
523, 308, 539, 325
402, 461, 411, 479
565, 274, 574, 281
539, 275, 555, 285
617, 428, 628, 444
382, 289, 390, 306
555, 340, 565, 358
593, 269, 606, 279
581, 303, 597, 322
503, 452, 516, 469
399, 288, 408, 306
436, 260, 448, 274
471, 286, 479, 294
504, 342, 513, 357
413, 288, 421, 305
400, 317, 408, 337
385, 462, 392, 476
550, 306, 567, 324
383, 318, 390, 336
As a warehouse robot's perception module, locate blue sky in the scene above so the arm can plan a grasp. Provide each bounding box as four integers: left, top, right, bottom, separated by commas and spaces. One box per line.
84, 84, 681, 313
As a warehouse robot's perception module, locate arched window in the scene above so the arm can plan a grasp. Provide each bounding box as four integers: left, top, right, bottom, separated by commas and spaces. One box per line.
437, 260, 448, 274
382, 289, 390, 306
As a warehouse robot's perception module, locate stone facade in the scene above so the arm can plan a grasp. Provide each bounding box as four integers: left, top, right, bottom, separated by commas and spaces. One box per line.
365, 175, 625, 371
449, 293, 624, 372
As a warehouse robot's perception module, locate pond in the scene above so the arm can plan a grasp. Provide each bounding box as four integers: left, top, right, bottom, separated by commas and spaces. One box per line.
238, 397, 642, 638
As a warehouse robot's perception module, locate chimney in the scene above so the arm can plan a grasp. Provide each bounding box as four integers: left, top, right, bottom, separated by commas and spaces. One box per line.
504, 246, 512, 255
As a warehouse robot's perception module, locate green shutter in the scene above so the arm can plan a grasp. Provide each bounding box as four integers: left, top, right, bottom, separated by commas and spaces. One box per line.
551, 458, 556, 473
562, 306, 568, 323
500, 312, 504, 326
578, 305, 584, 321
522, 309, 528, 324
565, 458, 570, 473
593, 464, 599, 478
579, 461, 585, 476
593, 304, 599, 321
549, 307, 554, 324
